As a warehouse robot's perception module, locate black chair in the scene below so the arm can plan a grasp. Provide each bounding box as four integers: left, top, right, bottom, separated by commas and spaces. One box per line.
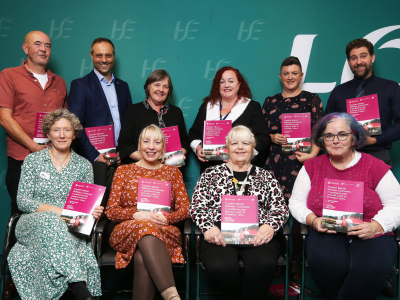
194, 223, 291, 300
299, 224, 400, 300
94, 217, 192, 300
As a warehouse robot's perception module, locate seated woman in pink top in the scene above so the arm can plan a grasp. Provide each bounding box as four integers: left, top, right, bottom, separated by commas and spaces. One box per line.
289, 112, 400, 300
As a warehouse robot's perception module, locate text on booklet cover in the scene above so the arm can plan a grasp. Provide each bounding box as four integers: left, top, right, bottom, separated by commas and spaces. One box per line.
281, 113, 311, 154
346, 94, 381, 135
33, 112, 50, 145
322, 178, 364, 233
137, 178, 171, 214
61, 182, 106, 235
221, 195, 259, 244
203, 120, 232, 160
161, 126, 185, 167
85, 125, 117, 163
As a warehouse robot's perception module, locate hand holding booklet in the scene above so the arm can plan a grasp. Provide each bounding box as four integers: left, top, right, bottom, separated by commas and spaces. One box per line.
346, 94, 381, 135
161, 126, 185, 167
203, 120, 231, 160
137, 178, 171, 215
61, 182, 106, 236
85, 125, 117, 164
281, 113, 311, 154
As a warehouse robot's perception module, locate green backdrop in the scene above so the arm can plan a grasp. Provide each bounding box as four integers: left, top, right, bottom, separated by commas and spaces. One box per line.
1, 0, 400, 252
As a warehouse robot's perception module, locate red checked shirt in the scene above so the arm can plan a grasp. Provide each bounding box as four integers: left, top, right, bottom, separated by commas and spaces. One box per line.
0, 61, 67, 160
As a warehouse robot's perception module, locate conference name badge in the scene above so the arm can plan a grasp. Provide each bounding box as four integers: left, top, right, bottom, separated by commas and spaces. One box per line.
40, 172, 50, 180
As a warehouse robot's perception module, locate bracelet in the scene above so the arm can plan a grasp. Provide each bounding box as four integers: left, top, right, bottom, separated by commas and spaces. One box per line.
310, 216, 318, 229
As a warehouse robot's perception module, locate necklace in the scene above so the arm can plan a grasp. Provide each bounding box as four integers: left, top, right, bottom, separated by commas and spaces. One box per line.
138, 160, 160, 170
49, 148, 70, 172
228, 162, 252, 195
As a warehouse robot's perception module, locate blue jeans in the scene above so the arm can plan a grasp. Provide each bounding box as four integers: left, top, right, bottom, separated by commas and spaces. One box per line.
306, 228, 397, 300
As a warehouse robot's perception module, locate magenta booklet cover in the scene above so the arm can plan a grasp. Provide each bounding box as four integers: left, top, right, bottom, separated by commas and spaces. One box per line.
203, 120, 232, 161
137, 178, 171, 215
162, 126, 185, 167
33, 112, 50, 145
322, 178, 364, 233
85, 125, 117, 164
281, 113, 311, 154
221, 195, 259, 245
346, 94, 381, 135
61, 182, 106, 235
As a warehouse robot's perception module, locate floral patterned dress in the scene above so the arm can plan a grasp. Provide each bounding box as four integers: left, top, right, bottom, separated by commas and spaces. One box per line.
262, 91, 323, 201
8, 148, 101, 300
105, 164, 190, 269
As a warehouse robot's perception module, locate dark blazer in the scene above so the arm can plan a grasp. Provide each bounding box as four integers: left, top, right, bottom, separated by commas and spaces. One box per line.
68, 70, 132, 161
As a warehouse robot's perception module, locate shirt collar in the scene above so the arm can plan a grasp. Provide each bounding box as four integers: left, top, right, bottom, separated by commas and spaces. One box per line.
93, 68, 114, 84
22, 60, 54, 78
143, 98, 169, 114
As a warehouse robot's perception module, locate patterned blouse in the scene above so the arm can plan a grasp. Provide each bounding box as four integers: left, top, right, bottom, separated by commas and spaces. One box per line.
190, 164, 289, 233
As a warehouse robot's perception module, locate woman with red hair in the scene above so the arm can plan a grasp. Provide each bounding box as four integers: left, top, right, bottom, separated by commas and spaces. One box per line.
188, 66, 271, 173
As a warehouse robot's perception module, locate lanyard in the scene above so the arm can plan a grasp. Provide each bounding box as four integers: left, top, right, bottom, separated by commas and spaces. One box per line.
220, 102, 231, 120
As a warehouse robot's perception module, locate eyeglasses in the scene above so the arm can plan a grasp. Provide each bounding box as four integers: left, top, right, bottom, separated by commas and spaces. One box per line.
322, 132, 352, 141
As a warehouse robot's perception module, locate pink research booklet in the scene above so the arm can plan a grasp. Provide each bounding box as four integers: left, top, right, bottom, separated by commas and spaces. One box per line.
281, 113, 311, 154
61, 182, 106, 236
221, 195, 259, 245
33, 112, 50, 145
346, 94, 381, 135
161, 126, 185, 167
137, 178, 172, 215
85, 125, 117, 164
322, 178, 364, 233
203, 120, 232, 161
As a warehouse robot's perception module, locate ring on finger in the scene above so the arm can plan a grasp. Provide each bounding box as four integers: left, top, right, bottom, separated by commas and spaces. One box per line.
214, 236, 218, 241
264, 236, 269, 240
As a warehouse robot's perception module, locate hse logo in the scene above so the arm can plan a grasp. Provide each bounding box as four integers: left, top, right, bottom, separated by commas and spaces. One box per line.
141, 59, 167, 77
291, 25, 400, 93
80, 59, 94, 77
49, 19, 74, 39
0, 17, 11, 37
111, 20, 136, 40
174, 20, 200, 41
204, 59, 231, 80
237, 20, 264, 41
178, 97, 193, 117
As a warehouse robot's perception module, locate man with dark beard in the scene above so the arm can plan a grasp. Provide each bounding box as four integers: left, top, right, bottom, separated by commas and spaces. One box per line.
325, 38, 400, 166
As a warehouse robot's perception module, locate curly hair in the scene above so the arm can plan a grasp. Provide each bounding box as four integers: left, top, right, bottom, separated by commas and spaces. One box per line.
203, 66, 252, 107
42, 109, 83, 137
345, 38, 374, 60
311, 112, 367, 150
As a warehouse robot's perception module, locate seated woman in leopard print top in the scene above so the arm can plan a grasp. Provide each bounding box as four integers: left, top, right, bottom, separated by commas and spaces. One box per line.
190, 125, 289, 300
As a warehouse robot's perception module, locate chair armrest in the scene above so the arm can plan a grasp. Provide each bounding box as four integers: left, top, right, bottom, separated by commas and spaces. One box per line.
95, 217, 110, 234
183, 219, 192, 235
282, 223, 291, 236
394, 227, 400, 242
300, 223, 309, 236
194, 223, 203, 235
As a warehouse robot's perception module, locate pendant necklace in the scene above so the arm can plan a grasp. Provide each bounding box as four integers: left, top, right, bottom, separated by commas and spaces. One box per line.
50, 149, 70, 172
228, 162, 252, 196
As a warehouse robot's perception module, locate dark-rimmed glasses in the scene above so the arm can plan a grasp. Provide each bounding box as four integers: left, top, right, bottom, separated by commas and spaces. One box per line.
322, 132, 352, 141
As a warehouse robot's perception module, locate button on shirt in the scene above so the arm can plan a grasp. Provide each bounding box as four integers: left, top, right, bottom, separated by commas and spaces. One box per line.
93, 69, 121, 145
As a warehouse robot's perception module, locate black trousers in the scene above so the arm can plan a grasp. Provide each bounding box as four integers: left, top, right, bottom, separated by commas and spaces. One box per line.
5, 157, 23, 216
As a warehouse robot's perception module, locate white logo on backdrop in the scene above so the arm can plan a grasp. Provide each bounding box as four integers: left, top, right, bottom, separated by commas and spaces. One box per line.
291, 25, 400, 93
178, 97, 194, 117
80, 59, 93, 77
0, 17, 11, 37
141, 59, 167, 77
174, 20, 200, 41
49, 19, 74, 39
204, 59, 231, 80
237, 20, 264, 41
111, 20, 136, 40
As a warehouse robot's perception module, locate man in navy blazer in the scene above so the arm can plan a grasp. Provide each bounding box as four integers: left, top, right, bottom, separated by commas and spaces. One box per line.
68, 38, 132, 163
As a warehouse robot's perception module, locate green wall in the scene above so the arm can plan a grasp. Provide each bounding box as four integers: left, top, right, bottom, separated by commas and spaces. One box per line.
1, 0, 400, 252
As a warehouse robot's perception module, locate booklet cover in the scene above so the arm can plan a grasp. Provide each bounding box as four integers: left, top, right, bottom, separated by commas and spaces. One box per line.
137, 178, 171, 215
281, 113, 311, 154
61, 182, 106, 236
85, 125, 117, 164
322, 178, 364, 233
203, 120, 232, 160
221, 195, 259, 245
346, 94, 381, 135
161, 126, 185, 167
33, 112, 50, 145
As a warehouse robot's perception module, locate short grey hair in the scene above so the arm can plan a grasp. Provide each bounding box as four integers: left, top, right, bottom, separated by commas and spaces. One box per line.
42, 109, 83, 137
226, 125, 256, 148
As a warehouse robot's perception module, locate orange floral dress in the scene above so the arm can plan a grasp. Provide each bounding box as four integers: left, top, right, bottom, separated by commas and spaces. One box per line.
105, 164, 190, 269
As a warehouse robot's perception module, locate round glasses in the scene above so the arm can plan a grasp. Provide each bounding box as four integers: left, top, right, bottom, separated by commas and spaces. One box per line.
322, 132, 352, 141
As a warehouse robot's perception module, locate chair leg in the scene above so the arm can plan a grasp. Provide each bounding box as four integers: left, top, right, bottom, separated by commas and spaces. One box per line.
196, 236, 200, 300
284, 235, 289, 300
300, 234, 307, 300
185, 235, 190, 300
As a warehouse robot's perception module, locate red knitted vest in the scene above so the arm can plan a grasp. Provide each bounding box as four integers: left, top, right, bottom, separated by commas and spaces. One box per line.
304, 153, 390, 223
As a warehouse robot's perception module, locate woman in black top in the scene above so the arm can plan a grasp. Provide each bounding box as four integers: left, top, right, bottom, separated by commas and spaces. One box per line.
188, 66, 271, 173
118, 69, 189, 165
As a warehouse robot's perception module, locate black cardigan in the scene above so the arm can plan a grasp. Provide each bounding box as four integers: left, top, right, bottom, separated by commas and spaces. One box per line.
117, 102, 189, 164
187, 100, 271, 172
